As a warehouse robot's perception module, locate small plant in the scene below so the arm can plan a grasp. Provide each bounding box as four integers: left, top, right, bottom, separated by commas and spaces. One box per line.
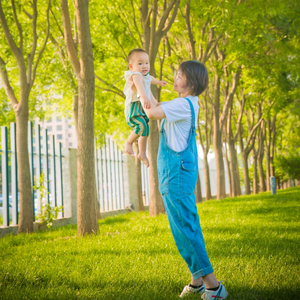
33, 173, 63, 228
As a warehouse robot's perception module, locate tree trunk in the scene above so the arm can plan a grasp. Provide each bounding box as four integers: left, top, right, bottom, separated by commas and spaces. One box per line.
195, 173, 203, 203
17, 103, 34, 233
252, 149, 259, 194
148, 64, 165, 216
270, 115, 276, 177
223, 143, 232, 197
212, 75, 226, 199
134, 142, 145, 211
228, 130, 241, 197
148, 119, 165, 215
75, 0, 98, 235
203, 155, 212, 200
241, 152, 251, 195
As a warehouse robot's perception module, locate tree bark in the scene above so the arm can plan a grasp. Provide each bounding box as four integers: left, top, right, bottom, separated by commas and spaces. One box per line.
252, 148, 259, 194
134, 142, 145, 211
212, 74, 226, 199
140, 0, 179, 216
16, 102, 34, 232
258, 120, 266, 192
203, 154, 212, 200
61, 0, 98, 235
270, 115, 276, 177
195, 173, 203, 203
0, 0, 50, 233
197, 93, 212, 200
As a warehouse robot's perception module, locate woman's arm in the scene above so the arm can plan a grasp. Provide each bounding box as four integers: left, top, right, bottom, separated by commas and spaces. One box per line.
144, 104, 166, 120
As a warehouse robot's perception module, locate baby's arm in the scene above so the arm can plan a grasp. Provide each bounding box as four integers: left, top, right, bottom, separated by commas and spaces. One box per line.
132, 74, 151, 109
150, 90, 159, 107
150, 75, 167, 87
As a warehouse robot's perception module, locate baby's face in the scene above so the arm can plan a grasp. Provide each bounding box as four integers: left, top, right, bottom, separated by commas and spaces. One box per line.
129, 52, 150, 75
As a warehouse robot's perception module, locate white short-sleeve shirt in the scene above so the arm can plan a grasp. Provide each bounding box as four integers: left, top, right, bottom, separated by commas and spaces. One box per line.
160, 95, 199, 152
124, 70, 152, 117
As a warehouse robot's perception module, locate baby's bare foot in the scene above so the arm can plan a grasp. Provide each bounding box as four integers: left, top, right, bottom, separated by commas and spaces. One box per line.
125, 141, 135, 156
138, 153, 149, 168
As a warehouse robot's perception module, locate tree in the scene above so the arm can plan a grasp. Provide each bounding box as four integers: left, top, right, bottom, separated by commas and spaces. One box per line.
0, 0, 50, 233
60, 0, 98, 235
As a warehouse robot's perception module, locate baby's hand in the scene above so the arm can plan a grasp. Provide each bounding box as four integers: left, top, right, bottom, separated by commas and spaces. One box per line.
159, 80, 167, 86
142, 98, 151, 109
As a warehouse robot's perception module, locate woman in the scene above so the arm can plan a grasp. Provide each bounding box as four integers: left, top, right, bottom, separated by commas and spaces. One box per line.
144, 61, 228, 299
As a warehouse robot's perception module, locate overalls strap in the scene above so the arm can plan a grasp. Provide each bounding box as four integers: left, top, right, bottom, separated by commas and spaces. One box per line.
184, 97, 195, 130
160, 97, 195, 132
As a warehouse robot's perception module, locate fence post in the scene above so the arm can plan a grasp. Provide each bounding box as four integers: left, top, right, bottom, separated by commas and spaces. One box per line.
10, 123, 18, 225
1, 126, 9, 226
270, 176, 276, 195
28, 121, 35, 221
62, 148, 77, 223
122, 154, 141, 211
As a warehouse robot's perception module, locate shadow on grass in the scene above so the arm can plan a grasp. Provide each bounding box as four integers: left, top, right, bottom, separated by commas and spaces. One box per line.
100, 216, 129, 225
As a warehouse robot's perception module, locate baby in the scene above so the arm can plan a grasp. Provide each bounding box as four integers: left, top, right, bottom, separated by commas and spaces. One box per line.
124, 48, 166, 167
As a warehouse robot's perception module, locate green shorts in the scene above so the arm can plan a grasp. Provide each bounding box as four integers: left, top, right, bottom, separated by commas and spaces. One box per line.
126, 101, 149, 137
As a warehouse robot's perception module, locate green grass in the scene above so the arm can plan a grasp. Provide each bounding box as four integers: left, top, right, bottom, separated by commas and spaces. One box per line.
0, 187, 299, 300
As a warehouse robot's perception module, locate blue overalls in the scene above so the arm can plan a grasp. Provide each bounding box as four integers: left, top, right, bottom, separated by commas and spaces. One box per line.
157, 97, 214, 279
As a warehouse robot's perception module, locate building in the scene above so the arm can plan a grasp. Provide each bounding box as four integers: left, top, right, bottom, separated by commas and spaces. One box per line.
35, 116, 77, 149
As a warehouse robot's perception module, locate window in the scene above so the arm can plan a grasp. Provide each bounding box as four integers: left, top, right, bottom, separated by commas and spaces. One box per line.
68, 133, 72, 138
56, 117, 62, 122
57, 134, 62, 140
68, 124, 72, 128
57, 125, 62, 131
47, 117, 52, 122
47, 126, 52, 131
69, 143, 72, 147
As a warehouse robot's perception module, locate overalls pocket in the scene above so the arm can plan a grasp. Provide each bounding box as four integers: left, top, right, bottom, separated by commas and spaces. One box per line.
158, 171, 169, 196
181, 161, 197, 195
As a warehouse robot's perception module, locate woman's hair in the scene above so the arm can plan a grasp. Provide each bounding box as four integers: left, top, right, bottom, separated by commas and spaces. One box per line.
179, 61, 209, 96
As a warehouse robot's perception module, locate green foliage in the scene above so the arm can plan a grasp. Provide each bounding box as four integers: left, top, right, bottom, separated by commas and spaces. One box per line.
274, 155, 300, 181
0, 187, 299, 299
33, 173, 63, 228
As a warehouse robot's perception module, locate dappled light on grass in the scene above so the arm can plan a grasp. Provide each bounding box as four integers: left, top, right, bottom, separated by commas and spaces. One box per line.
0, 187, 299, 299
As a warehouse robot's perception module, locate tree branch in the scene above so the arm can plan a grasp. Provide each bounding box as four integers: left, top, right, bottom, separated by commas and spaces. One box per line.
245, 118, 263, 153
50, 8, 65, 39
161, 0, 180, 36
184, 0, 196, 60
61, 0, 80, 76
27, 0, 38, 82
0, 1, 20, 57
95, 74, 125, 98
31, 0, 51, 88
95, 86, 125, 99
12, 0, 23, 50
23, 8, 33, 19
0, 56, 19, 107
234, 94, 246, 142
130, 0, 143, 45
219, 68, 241, 130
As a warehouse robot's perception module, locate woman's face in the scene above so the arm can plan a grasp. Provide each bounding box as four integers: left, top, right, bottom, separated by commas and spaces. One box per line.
173, 70, 192, 96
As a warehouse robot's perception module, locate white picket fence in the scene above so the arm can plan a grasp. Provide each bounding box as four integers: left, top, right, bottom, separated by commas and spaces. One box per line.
95, 136, 150, 213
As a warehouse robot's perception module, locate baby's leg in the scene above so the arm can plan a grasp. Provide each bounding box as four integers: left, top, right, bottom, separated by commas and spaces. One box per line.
138, 136, 149, 168
125, 131, 139, 155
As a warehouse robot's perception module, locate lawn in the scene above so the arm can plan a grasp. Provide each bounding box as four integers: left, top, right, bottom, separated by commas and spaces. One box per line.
0, 187, 299, 300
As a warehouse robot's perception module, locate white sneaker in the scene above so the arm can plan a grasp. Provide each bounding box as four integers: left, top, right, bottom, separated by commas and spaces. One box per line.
201, 283, 228, 300
180, 283, 206, 298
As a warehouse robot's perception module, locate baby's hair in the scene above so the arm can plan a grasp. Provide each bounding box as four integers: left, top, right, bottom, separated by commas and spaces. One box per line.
127, 48, 148, 63
179, 61, 209, 96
